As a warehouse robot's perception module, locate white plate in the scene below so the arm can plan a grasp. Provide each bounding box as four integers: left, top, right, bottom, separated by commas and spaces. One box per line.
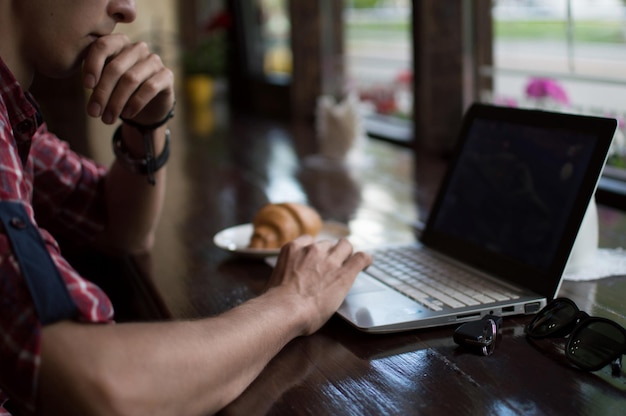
213, 221, 350, 258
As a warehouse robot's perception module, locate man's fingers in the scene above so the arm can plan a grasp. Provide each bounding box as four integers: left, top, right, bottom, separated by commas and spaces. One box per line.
343, 251, 373, 273
327, 238, 354, 260
275, 237, 370, 280
83, 34, 134, 89
102, 55, 171, 123
285, 234, 316, 250
84, 37, 162, 123
271, 235, 316, 276
118, 65, 174, 120
325, 239, 371, 272
87, 44, 152, 121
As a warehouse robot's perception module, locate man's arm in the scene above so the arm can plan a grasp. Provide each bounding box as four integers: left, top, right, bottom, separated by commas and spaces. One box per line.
83, 34, 175, 253
102, 124, 169, 253
39, 237, 372, 415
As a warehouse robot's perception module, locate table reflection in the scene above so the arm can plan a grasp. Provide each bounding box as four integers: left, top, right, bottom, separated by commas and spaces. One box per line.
141, 112, 626, 415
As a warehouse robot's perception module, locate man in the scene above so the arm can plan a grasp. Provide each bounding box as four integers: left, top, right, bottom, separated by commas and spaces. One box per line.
0, 1, 371, 415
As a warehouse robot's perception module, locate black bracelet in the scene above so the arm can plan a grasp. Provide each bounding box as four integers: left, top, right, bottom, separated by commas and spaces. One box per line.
116, 103, 175, 185
120, 102, 176, 131
112, 126, 170, 185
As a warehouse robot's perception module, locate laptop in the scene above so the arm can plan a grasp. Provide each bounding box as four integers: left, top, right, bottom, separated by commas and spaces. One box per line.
338, 103, 617, 333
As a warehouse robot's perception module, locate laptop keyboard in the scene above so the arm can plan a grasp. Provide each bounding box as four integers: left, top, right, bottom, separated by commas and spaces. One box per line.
366, 246, 520, 311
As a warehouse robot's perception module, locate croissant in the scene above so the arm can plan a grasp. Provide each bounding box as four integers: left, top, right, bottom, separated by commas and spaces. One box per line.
249, 203, 323, 249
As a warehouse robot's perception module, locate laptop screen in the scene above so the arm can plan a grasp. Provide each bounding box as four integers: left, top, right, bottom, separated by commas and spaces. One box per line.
421, 104, 616, 298
432, 118, 596, 269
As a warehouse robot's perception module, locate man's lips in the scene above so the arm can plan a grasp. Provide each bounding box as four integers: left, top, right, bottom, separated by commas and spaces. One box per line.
78, 37, 100, 69
88, 34, 103, 43
82, 34, 102, 55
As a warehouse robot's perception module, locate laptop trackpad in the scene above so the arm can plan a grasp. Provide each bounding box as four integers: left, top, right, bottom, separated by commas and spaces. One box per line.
339, 285, 428, 330
347, 272, 389, 296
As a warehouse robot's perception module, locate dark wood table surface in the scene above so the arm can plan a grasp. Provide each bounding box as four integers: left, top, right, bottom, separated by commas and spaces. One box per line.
115, 106, 626, 415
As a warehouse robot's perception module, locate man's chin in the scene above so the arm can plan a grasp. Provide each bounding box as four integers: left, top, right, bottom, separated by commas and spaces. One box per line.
40, 60, 83, 80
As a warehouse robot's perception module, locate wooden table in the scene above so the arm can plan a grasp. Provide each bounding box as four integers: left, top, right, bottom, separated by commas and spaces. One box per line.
124, 108, 626, 415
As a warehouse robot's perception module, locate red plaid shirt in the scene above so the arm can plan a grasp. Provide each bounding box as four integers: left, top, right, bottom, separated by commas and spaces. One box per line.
0, 58, 114, 415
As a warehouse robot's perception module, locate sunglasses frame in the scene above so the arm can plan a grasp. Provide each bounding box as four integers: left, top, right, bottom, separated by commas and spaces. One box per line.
526, 297, 626, 374
566, 315, 626, 372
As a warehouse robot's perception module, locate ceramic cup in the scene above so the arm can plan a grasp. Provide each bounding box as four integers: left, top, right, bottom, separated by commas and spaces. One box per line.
564, 199, 598, 274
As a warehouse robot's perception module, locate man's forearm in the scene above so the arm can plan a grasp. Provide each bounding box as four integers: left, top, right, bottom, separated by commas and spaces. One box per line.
100, 124, 168, 253
39, 287, 306, 416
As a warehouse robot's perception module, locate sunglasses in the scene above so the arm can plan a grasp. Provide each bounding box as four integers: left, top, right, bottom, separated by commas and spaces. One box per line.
525, 297, 626, 376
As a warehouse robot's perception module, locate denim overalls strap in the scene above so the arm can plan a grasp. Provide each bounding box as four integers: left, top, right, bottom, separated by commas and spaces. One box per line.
0, 201, 77, 324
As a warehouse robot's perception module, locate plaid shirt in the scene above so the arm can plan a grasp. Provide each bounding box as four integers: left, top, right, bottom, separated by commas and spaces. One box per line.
0, 58, 114, 415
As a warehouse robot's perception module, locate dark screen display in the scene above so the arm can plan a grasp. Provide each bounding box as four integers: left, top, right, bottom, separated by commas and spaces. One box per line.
431, 118, 597, 269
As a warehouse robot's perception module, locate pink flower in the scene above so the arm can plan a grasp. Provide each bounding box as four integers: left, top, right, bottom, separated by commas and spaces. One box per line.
493, 96, 518, 108
525, 77, 570, 105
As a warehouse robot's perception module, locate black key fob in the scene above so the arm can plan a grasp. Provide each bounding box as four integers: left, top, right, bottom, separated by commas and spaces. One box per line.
453, 314, 502, 356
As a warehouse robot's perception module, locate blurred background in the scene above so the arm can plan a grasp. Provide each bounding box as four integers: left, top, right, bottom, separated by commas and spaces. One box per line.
30, 0, 626, 203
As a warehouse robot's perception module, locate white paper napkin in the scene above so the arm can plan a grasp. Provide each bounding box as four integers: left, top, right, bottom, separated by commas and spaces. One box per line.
563, 248, 626, 281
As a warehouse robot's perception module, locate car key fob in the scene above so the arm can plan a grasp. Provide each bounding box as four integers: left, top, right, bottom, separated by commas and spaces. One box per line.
453, 314, 502, 356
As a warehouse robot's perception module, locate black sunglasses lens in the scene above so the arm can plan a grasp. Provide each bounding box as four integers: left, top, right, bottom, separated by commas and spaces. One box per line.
526, 299, 578, 338
566, 320, 626, 371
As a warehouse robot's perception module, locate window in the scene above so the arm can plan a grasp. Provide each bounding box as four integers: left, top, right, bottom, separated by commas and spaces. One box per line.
253, 0, 293, 82
344, 0, 413, 144
343, 1, 487, 152
480, 0, 626, 205
341, 0, 626, 206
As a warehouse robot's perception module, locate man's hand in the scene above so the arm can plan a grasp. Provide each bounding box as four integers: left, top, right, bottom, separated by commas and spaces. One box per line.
82, 33, 175, 126
39, 236, 371, 415
267, 236, 372, 336
82, 34, 174, 251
